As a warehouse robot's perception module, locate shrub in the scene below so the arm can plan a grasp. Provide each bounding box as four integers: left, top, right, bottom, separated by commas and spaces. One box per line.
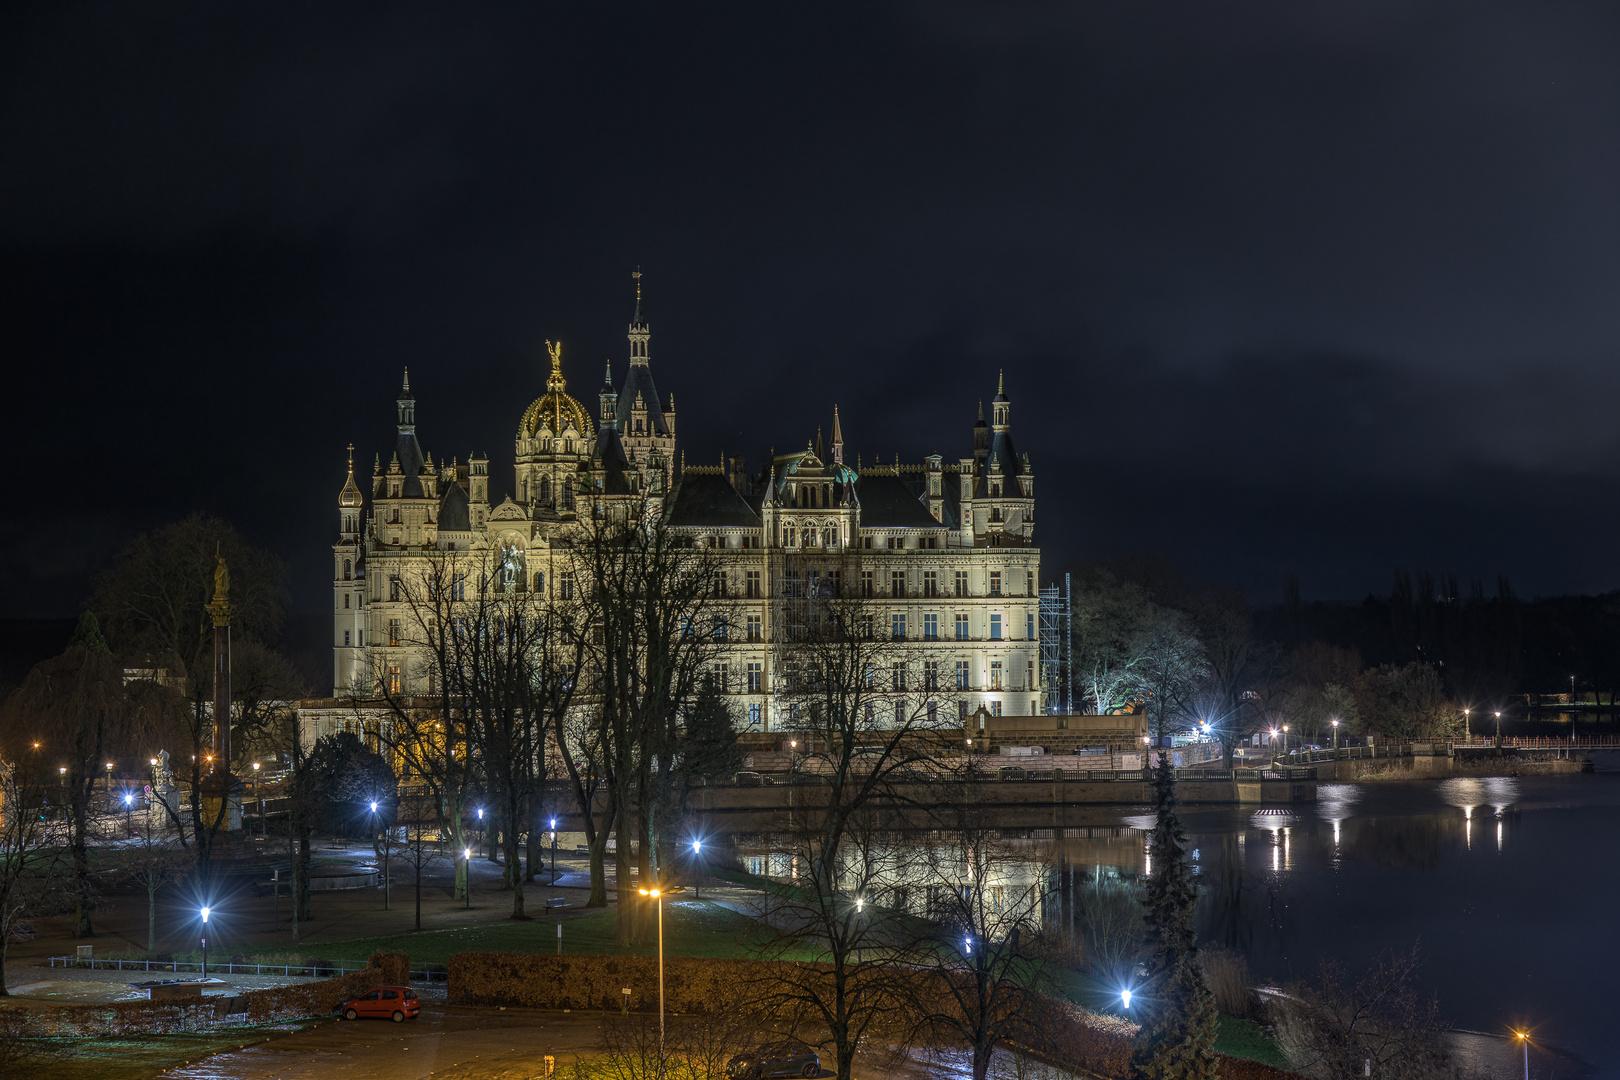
1201, 947, 1253, 1018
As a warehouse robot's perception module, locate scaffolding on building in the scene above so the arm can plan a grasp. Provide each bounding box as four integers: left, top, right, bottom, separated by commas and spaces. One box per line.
1039, 574, 1071, 714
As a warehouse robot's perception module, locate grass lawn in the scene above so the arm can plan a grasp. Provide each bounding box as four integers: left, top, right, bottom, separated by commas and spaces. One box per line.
1214, 1015, 1288, 1068
25, 1024, 312, 1080
193, 899, 810, 968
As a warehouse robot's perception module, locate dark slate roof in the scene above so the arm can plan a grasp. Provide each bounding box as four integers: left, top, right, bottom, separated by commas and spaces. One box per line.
857, 474, 941, 528
668, 471, 763, 528
439, 481, 470, 531
394, 430, 426, 498
614, 364, 669, 435
593, 426, 633, 495
974, 430, 1023, 497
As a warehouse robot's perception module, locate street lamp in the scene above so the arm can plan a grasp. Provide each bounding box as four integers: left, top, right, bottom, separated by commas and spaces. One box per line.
1495, 710, 1503, 746
1331, 718, 1339, 751
199, 906, 211, 979
463, 848, 472, 909
123, 791, 133, 837
636, 884, 685, 1080
1463, 708, 1470, 741
692, 839, 703, 900
550, 818, 558, 886
105, 761, 114, 795
252, 762, 262, 836
370, 801, 389, 910
1120, 988, 1132, 1011
1514, 1031, 1529, 1080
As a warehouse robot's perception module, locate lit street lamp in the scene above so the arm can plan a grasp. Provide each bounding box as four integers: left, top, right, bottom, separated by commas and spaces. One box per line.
1495, 710, 1503, 747
370, 801, 389, 910
692, 839, 703, 900
637, 883, 686, 1080
463, 848, 472, 909
1120, 988, 1132, 1011
550, 818, 558, 886
123, 791, 133, 837
1514, 1031, 1529, 1080
1331, 718, 1339, 751
252, 762, 262, 836
200, 906, 211, 979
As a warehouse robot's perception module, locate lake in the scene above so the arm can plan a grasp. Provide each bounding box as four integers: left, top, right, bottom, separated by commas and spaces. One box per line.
1140, 757, 1620, 1077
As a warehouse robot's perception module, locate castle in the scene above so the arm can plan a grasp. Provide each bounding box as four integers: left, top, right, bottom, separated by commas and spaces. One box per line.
325, 284, 1044, 734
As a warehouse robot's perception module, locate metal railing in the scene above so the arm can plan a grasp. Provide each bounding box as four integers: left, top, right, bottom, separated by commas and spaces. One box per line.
48, 956, 448, 981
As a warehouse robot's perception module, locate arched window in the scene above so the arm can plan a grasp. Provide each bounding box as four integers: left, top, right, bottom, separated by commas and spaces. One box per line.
342, 558, 352, 580
534, 571, 545, 594
541, 477, 552, 505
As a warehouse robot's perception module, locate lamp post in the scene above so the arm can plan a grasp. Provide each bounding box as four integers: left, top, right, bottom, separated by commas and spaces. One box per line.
370, 801, 390, 910
105, 761, 114, 797
1120, 988, 1132, 1012
1331, 718, 1339, 751
200, 906, 210, 979
1514, 1031, 1529, 1080
463, 848, 472, 909
692, 839, 702, 900
123, 792, 133, 838
636, 884, 685, 1080
252, 762, 262, 836
550, 818, 558, 886
1463, 708, 1470, 741
1495, 710, 1503, 747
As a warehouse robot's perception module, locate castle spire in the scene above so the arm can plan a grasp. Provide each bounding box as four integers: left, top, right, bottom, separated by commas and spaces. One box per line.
627, 268, 651, 366
830, 405, 845, 465
397, 368, 416, 431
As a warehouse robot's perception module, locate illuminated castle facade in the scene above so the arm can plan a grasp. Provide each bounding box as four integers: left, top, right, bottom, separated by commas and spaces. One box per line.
329, 288, 1042, 731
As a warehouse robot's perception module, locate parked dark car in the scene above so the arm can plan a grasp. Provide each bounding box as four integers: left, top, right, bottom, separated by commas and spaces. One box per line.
726, 1040, 821, 1078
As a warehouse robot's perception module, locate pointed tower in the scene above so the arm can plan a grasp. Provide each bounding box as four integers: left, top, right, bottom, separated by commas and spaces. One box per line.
830, 406, 845, 465
614, 268, 676, 487
337, 444, 362, 540
600, 358, 618, 428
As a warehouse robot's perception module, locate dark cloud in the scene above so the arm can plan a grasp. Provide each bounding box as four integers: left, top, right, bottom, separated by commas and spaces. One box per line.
3, 1, 1619, 618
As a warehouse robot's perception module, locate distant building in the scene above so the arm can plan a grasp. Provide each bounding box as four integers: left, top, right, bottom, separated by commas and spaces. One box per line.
323, 283, 1042, 733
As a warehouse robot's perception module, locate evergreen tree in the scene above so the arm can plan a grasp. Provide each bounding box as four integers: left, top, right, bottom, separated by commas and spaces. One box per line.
678, 675, 743, 785
1137, 750, 1220, 1079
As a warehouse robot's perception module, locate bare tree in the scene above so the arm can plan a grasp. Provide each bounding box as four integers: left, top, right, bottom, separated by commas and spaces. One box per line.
394, 787, 446, 930
1275, 946, 1452, 1080
568, 496, 723, 944
757, 573, 954, 1080
123, 817, 188, 953
0, 749, 61, 994
908, 822, 1049, 1080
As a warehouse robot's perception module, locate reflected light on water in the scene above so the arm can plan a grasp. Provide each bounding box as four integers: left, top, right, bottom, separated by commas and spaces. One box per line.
1497, 819, 1503, 852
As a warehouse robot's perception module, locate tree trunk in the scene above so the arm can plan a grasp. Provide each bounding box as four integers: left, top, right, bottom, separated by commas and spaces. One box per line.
525, 811, 540, 883
506, 813, 526, 919
148, 884, 158, 952
71, 787, 93, 937
615, 825, 634, 947
587, 833, 608, 907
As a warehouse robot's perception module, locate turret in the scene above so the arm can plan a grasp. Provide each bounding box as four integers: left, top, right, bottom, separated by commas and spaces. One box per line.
338, 444, 362, 539
600, 358, 617, 427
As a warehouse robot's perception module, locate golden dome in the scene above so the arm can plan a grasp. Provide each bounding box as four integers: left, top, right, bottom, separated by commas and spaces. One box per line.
519, 340, 594, 439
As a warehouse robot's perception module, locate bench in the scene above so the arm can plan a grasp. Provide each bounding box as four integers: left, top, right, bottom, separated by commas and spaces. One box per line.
545, 897, 568, 911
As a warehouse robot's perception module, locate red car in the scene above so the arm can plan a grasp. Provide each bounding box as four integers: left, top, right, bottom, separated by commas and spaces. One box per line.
340, 985, 420, 1022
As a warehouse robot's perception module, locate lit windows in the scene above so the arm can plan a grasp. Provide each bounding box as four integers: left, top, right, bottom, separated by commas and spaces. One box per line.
990, 660, 1003, 690
955, 613, 969, 640
891, 613, 906, 640
924, 613, 939, 640
747, 663, 762, 692
989, 571, 1002, 597
990, 614, 1002, 641
955, 660, 970, 690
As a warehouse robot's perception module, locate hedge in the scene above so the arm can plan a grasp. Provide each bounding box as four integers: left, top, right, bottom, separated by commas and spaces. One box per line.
25, 950, 409, 1036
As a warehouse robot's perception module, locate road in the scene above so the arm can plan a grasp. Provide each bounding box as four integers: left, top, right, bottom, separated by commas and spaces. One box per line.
162, 1005, 606, 1080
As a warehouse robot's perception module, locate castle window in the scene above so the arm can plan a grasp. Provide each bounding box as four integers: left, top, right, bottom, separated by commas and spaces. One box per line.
861, 570, 874, 598
989, 571, 1002, 596
560, 572, 575, 600
344, 630, 351, 646
955, 570, 969, 597
746, 570, 761, 598
924, 660, 940, 690
924, 614, 938, 640
923, 571, 938, 597
452, 574, 466, 601
955, 613, 969, 639
891, 571, 905, 598
388, 665, 401, 695
891, 613, 906, 640
990, 614, 1002, 640
1027, 613, 1036, 640
747, 615, 762, 641
748, 703, 761, 728
955, 660, 969, 690
343, 559, 352, 580
343, 594, 350, 609
389, 575, 401, 602
990, 661, 1003, 690
887, 536, 903, 549
991, 700, 1002, 717
534, 571, 545, 594
541, 477, 552, 505
1026, 571, 1036, 595
389, 619, 401, 647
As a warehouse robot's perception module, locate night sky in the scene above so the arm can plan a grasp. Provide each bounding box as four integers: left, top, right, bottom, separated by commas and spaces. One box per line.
6, 2, 1620, 625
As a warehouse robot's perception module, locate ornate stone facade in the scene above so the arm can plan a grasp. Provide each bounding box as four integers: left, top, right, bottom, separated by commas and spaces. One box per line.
328, 288, 1043, 731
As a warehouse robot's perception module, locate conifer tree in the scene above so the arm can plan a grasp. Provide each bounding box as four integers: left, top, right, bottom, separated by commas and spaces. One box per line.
1137, 750, 1220, 1079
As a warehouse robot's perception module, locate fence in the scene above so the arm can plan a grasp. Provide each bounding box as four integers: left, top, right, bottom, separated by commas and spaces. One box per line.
48, 956, 448, 981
